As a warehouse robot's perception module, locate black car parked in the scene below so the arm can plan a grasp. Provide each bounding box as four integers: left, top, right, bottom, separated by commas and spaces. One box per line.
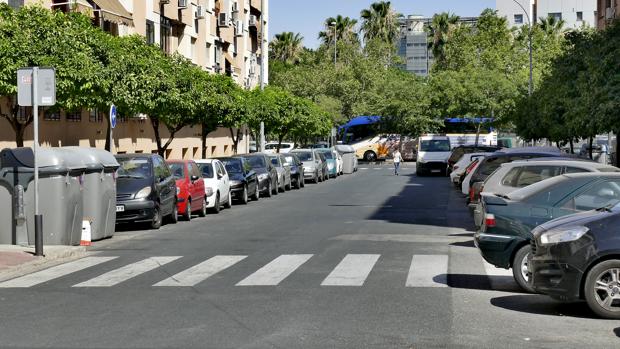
447, 145, 502, 174
240, 153, 278, 197
217, 157, 259, 204
530, 201, 620, 319
115, 154, 178, 229
283, 153, 305, 189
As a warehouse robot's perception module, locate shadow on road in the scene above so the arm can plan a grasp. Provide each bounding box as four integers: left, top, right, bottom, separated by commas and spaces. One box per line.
449, 240, 476, 248
490, 295, 599, 319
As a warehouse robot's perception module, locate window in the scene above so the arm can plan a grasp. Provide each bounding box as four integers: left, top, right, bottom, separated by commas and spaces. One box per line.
44, 108, 60, 121
160, 16, 172, 54
206, 43, 211, 66
514, 14, 524, 24
89, 108, 102, 123
146, 20, 155, 44
576, 11, 583, 21
549, 12, 562, 21
564, 180, 620, 211
191, 38, 197, 63
565, 166, 588, 174
194, 17, 199, 34
513, 166, 562, 188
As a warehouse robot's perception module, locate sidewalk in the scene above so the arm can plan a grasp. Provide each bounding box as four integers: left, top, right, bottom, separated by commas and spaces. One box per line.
0, 245, 88, 282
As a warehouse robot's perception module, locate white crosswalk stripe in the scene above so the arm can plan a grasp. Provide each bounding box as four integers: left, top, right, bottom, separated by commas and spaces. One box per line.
0, 256, 118, 288
154, 255, 247, 287
321, 254, 380, 286
73, 256, 181, 287
236, 254, 313, 286
406, 255, 449, 288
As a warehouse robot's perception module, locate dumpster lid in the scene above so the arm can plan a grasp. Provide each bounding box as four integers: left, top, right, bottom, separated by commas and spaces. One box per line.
65, 147, 119, 170
40, 148, 87, 171
334, 145, 355, 153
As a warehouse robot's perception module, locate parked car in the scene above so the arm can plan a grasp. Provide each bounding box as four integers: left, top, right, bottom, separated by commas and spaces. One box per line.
264, 142, 295, 154
115, 154, 178, 229
447, 145, 502, 174
283, 153, 305, 189
291, 149, 325, 183
195, 159, 232, 213
466, 148, 565, 204
450, 152, 492, 188
416, 135, 451, 176
167, 160, 207, 221
316, 148, 339, 178
530, 203, 620, 319
216, 157, 259, 204
316, 152, 329, 181
269, 154, 292, 192
461, 158, 483, 196
241, 153, 278, 197
474, 172, 620, 292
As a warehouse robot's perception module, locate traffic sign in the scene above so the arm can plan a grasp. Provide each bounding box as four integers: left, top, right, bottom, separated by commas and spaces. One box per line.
17, 67, 55, 107
110, 105, 117, 129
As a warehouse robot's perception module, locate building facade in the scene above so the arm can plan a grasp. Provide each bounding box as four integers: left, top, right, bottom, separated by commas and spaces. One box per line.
398, 15, 477, 77
596, 0, 618, 29
0, 0, 269, 159
496, 0, 597, 29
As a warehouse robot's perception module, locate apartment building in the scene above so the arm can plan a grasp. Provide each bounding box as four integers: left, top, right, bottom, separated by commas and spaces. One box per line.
0, 0, 269, 159
597, 0, 618, 29
397, 15, 477, 77
496, 0, 597, 29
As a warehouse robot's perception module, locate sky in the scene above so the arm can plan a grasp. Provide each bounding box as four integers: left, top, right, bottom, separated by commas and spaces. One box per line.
269, 0, 496, 48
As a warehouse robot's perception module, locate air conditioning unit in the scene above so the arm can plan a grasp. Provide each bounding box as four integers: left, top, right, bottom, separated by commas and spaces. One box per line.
160, 0, 170, 4
218, 12, 229, 27
196, 5, 205, 19
178, 0, 188, 8
235, 20, 244, 36
249, 15, 257, 27
606, 7, 615, 20
231, 1, 239, 13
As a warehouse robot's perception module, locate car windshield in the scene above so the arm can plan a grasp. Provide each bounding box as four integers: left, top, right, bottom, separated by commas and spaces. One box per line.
319, 151, 334, 159
222, 159, 243, 174
197, 163, 214, 178
284, 156, 295, 165
168, 163, 185, 179
244, 156, 266, 168
294, 152, 313, 161
420, 140, 451, 152
117, 158, 151, 179
270, 157, 280, 166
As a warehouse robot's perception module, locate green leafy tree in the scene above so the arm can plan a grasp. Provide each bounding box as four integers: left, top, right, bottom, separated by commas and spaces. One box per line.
427, 12, 460, 67
360, 1, 403, 45
269, 32, 305, 65
318, 15, 359, 46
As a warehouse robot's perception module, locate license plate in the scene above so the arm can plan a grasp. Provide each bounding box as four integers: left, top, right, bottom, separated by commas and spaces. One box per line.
431, 169, 441, 173
116, 205, 125, 212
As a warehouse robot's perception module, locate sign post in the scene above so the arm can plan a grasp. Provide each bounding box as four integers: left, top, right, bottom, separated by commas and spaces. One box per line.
109, 105, 117, 154
17, 67, 55, 256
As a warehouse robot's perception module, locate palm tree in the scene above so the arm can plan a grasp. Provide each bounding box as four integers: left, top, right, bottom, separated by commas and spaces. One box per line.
318, 15, 359, 46
360, 1, 403, 44
538, 15, 566, 36
427, 12, 460, 64
269, 32, 304, 65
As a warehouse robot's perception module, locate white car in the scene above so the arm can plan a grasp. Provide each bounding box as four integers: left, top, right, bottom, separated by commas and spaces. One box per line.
450, 152, 492, 186
416, 135, 452, 176
461, 158, 482, 196
195, 159, 232, 213
264, 142, 295, 154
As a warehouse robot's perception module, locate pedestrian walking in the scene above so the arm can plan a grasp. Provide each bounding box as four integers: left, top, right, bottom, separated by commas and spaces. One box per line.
393, 150, 402, 175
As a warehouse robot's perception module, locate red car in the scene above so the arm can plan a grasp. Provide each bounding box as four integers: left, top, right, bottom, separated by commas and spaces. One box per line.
166, 160, 207, 221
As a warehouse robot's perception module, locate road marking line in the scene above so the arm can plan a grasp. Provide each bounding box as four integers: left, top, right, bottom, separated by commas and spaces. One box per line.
154, 255, 247, 287
406, 255, 448, 288
321, 254, 380, 286
0, 256, 118, 288
73, 256, 181, 287
236, 254, 313, 286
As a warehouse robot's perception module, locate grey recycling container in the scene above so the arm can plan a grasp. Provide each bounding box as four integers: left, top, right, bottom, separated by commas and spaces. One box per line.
0, 171, 13, 244
66, 147, 119, 240
335, 145, 357, 174
0, 147, 86, 246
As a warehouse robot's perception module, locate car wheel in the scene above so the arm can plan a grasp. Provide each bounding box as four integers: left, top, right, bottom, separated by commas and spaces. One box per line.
317, 172, 322, 183
198, 197, 207, 217
285, 177, 291, 191
272, 179, 279, 195
512, 245, 534, 293
184, 199, 192, 221
240, 185, 249, 204
584, 260, 620, 319
265, 181, 272, 198
212, 192, 221, 213
225, 190, 233, 208
150, 205, 162, 229
168, 200, 178, 224
295, 176, 301, 189
300, 176, 305, 188
252, 181, 260, 201
364, 150, 377, 162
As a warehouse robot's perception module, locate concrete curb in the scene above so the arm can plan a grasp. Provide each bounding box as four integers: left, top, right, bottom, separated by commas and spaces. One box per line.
0, 245, 89, 282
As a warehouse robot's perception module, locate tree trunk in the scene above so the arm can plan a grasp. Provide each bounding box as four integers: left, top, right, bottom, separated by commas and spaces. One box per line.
588, 136, 594, 160
277, 133, 285, 154
569, 139, 574, 154
150, 117, 164, 157
2, 97, 33, 147
229, 127, 239, 155
474, 122, 481, 147
104, 112, 111, 152
615, 131, 619, 167
201, 124, 208, 159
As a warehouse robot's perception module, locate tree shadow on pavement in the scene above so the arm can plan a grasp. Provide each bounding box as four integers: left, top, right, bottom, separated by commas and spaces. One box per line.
490, 295, 600, 319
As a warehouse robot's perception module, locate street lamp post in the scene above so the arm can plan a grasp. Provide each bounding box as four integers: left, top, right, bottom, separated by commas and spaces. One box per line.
259, 0, 266, 153
512, 0, 533, 96
330, 21, 337, 65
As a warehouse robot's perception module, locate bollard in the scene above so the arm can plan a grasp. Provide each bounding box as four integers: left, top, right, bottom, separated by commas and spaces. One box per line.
34, 214, 43, 256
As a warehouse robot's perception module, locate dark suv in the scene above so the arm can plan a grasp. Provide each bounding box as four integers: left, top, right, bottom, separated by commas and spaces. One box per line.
447, 145, 502, 173
240, 153, 278, 197
115, 154, 178, 229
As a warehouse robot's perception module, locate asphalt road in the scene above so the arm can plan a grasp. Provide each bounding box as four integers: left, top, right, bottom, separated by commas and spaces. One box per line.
0, 163, 619, 348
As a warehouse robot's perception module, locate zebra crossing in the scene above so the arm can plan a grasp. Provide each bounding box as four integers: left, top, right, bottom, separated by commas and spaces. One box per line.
0, 253, 515, 289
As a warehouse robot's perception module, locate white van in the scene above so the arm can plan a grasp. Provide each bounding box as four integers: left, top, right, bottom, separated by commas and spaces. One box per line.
416, 136, 451, 176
